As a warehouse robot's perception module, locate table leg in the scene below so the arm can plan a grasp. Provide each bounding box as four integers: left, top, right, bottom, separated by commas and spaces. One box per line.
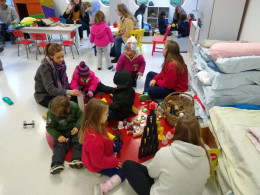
75, 28, 80, 49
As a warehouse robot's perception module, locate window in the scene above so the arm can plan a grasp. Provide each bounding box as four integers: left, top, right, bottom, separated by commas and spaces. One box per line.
101, 0, 110, 6
135, 0, 149, 6
170, 0, 184, 7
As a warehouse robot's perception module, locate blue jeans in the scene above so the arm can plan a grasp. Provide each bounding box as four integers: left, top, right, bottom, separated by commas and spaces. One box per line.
144, 71, 174, 99
0, 23, 15, 42
111, 36, 124, 57
99, 167, 125, 181
66, 19, 87, 39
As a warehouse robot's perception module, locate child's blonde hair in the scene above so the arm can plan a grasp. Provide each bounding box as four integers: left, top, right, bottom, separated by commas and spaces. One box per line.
162, 40, 188, 75
45, 43, 63, 57
78, 98, 108, 144
173, 114, 211, 172
94, 10, 105, 24
51, 96, 70, 117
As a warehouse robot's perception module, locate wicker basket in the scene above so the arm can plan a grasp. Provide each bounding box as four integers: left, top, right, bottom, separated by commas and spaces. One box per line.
163, 92, 195, 127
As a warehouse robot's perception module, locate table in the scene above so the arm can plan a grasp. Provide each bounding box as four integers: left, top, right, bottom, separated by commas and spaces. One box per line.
110, 26, 118, 35
21, 24, 81, 48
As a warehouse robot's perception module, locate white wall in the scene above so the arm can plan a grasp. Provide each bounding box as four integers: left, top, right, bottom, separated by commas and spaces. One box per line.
239, 0, 260, 42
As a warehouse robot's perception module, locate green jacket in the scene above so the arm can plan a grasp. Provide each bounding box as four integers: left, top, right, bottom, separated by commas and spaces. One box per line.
46, 101, 82, 140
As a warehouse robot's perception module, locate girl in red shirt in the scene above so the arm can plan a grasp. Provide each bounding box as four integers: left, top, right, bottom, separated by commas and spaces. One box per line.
140, 40, 188, 101
78, 99, 124, 194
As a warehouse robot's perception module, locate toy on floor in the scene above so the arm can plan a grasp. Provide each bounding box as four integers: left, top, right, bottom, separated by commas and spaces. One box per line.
23, 120, 35, 129
138, 103, 159, 158
2, 97, 13, 105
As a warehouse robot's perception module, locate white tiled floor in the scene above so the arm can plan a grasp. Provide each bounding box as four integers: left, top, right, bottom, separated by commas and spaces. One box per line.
0, 37, 221, 195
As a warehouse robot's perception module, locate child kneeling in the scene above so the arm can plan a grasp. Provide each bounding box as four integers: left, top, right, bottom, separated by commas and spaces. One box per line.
46, 95, 83, 174
79, 99, 124, 194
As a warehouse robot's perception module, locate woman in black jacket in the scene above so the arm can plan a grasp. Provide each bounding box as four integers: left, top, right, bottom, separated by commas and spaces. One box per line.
63, 0, 90, 45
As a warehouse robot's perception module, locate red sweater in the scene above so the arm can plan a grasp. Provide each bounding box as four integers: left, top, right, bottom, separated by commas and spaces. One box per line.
153, 61, 188, 92
81, 128, 118, 172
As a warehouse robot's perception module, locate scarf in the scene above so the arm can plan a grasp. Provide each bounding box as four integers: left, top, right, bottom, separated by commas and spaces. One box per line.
46, 56, 68, 89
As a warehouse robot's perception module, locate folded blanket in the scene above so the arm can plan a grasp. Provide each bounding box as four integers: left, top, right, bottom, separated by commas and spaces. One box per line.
246, 127, 260, 153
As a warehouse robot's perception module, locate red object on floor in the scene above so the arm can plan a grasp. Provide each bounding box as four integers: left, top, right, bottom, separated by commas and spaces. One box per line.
46, 93, 173, 163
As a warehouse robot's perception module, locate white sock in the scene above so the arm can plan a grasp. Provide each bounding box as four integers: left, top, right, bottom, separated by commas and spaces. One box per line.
99, 175, 122, 194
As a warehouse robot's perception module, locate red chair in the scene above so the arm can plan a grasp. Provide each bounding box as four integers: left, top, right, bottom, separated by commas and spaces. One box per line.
31, 33, 48, 60
60, 31, 79, 59
151, 24, 171, 56
12, 29, 34, 58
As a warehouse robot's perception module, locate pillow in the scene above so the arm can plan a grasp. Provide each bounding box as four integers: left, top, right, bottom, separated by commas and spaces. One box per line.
199, 48, 212, 62
199, 39, 247, 49
208, 43, 260, 60
207, 61, 223, 73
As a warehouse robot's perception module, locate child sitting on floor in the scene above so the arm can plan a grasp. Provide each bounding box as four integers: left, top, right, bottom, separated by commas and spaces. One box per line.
123, 114, 210, 195
97, 69, 135, 120
116, 36, 146, 87
78, 98, 124, 195
46, 95, 83, 174
70, 61, 100, 102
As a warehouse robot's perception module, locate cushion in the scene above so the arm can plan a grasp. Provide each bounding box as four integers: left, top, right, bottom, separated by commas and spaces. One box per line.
209, 43, 260, 60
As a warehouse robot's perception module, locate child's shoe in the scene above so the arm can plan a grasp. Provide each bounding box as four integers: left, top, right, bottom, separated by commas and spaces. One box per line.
93, 184, 102, 195
69, 160, 84, 169
108, 65, 114, 71
139, 92, 150, 102
2, 97, 13, 105
50, 164, 64, 174
98, 68, 101, 70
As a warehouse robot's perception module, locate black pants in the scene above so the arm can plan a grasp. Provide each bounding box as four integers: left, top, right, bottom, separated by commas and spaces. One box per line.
122, 160, 154, 195
51, 131, 82, 166
131, 71, 137, 88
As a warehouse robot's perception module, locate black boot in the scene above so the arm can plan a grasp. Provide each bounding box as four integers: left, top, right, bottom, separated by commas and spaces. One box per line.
110, 45, 115, 57
111, 56, 119, 63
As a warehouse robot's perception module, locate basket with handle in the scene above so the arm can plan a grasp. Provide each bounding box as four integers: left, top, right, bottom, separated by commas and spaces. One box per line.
163, 92, 195, 127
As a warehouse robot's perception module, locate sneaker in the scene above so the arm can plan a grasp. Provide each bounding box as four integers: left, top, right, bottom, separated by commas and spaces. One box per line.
69, 160, 84, 169
139, 92, 150, 102
93, 184, 102, 195
111, 56, 119, 63
50, 164, 64, 174
98, 68, 101, 70
108, 65, 114, 70
80, 39, 84, 46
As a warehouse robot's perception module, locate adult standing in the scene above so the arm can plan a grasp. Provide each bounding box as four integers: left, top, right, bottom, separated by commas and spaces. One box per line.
63, 0, 90, 45
134, 3, 150, 31
110, 3, 139, 63
34, 43, 81, 108
0, 0, 19, 45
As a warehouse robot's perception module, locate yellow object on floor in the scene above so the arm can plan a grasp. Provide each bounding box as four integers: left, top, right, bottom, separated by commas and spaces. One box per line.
101, 98, 107, 102
42, 113, 47, 120
132, 106, 138, 114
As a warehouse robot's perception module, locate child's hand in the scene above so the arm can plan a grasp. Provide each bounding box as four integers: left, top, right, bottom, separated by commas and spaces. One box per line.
71, 90, 81, 96
117, 161, 122, 169
58, 135, 68, 143
71, 127, 78, 135
87, 90, 93, 98
137, 72, 143, 80
149, 79, 156, 86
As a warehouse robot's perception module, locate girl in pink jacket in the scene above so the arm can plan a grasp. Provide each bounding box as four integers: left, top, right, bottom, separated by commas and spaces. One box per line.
90, 10, 114, 71
70, 61, 100, 102
78, 99, 124, 195
116, 36, 146, 87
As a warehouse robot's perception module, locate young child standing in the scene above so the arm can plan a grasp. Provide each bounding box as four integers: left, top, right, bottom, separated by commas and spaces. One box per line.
140, 40, 188, 101
46, 95, 83, 174
90, 10, 114, 70
123, 114, 210, 195
70, 61, 100, 102
97, 69, 135, 120
116, 36, 146, 87
78, 98, 124, 195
